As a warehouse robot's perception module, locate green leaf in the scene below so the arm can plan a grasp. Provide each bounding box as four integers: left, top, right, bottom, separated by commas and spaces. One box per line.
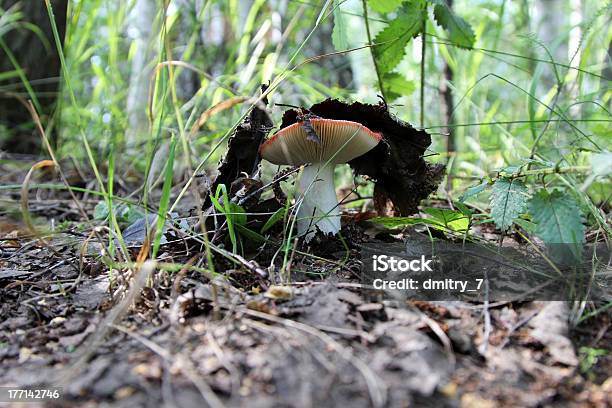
372, 3, 424, 73
93, 201, 109, 220
459, 181, 490, 202
382, 72, 415, 100
153, 135, 177, 257
211, 195, 246, 226
370, 216, 434, 228
423, 207, 469, 232
433, 3, 475, 49
529, 189, 585, 245
235, 224, 266, 244
527, 64, 544, 142
123, 205, 145, 225
228, 203, 247, 226
261, 207, 286, 233
454, 201, 472, 217
211, 184, 242, 253
370, 208, 469, 233
513, 218, 536, 234
490, 178, 529, 231
331, 0, 349, 51
368, 0, 404, 14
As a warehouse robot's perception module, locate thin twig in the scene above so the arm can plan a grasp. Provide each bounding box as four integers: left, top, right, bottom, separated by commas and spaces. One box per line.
478, 271, 491, 355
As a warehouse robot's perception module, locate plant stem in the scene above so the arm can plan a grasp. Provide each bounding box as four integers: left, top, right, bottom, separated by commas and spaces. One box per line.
361, 0, 386, 100
420, 13, 426, 128
441, 0, 455, 190
496, 165, 591, 180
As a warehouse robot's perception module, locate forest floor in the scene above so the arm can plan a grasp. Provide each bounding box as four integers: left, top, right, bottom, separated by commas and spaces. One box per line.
1, 154, 611, 408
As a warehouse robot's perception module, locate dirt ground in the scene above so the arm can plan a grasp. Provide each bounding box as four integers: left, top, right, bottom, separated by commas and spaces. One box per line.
1, 155, 610, 408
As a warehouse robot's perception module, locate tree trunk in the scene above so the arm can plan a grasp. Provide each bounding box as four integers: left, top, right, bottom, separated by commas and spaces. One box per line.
0, 0, 68, 153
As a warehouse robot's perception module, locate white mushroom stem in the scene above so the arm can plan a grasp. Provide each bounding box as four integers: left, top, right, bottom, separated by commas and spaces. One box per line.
297, 163, 341, 241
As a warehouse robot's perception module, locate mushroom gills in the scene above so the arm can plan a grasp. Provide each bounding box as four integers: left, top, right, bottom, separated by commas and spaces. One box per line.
297, 163, 341, 241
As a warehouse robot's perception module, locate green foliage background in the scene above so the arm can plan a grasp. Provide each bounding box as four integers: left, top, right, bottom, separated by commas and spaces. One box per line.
1, 0, 610, 249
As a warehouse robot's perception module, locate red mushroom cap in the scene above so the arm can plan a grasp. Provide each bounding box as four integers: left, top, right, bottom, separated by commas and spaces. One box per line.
260, 118, 382, 166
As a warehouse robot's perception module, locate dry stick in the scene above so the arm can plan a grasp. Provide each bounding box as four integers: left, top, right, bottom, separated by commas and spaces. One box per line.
405, 302, 456, 365
243, 309, 387, 408
235, 165, 301, 206
190, 96, 250, 136
499, 309, 541, 349
478, 271, 492, 355
112, 324, 225, 408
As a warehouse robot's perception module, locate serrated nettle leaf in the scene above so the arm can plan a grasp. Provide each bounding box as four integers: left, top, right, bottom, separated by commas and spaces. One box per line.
382, 72, 415, 100
490, 178, 529, 231
372, 3, 424, 73
591, 152, 612, 177
433, 3, 475, 49
459, 181, 489, 202
368, 0, 404, 14
331, 0, 349, 51
529, 190, 585, 245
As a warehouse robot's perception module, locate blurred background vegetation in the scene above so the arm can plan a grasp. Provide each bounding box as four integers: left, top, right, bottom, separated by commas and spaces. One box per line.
0, 0, 610, 243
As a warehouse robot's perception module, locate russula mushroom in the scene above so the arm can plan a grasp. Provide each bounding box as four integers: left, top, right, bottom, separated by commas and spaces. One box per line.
260, 118, 382, 241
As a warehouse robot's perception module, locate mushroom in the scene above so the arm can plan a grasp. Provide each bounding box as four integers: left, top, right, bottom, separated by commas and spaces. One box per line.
260, 118, 382, 241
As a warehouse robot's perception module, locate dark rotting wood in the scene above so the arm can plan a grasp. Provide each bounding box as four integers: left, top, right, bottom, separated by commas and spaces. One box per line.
280, 99, 445, 216
204, 85, 273, 208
